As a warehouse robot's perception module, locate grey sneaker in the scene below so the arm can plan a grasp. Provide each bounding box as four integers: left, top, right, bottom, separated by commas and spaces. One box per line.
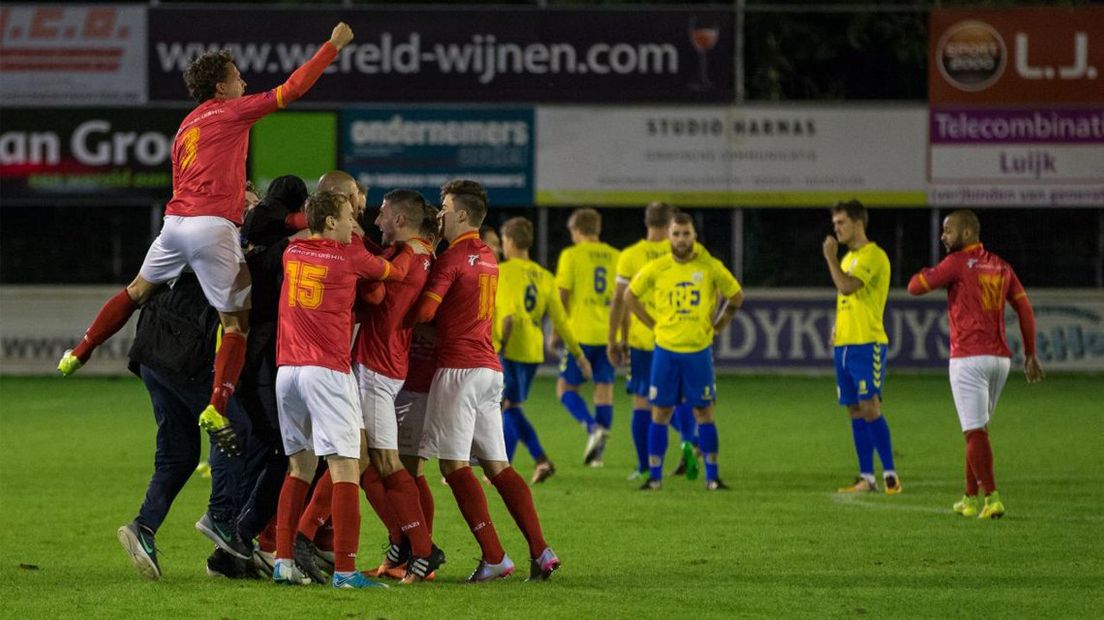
468, 554, 515, 582
195, 513, 251, 560
117, 521, 161, 580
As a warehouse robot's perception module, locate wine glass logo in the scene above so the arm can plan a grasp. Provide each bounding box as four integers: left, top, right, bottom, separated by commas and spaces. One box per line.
689, 16, 720, 91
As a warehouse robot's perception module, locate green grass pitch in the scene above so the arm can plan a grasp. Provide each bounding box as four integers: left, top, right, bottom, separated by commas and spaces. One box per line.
1, 374, 1101, 618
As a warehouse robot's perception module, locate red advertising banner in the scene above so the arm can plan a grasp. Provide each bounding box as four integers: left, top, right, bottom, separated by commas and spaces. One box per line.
929, 7, 1104, 105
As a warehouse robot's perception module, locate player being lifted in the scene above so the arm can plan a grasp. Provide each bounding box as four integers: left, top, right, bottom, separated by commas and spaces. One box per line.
626, 213, 743, 491
496, 217, 592, 484
58, 24, 355, 455
554, 209, 620, 466
908, 210, 1044, 519
407, 180, 561, 582
271, 191, 411, 589
822, 200, 901, 494
608, 202, 701, 481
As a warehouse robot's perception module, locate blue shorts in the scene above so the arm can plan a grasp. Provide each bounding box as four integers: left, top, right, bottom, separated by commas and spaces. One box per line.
834, 343, 887, 406
626, 347, 653, 397
648, 345, 715, 409
502, 358, 539, 404
560, 343, 615, 386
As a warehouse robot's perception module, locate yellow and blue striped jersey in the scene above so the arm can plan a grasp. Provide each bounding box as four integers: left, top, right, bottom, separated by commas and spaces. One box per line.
554, 241, 619, 346
496, 258, 582, 364
834, 242, 890, 346
629, 251, 741, 353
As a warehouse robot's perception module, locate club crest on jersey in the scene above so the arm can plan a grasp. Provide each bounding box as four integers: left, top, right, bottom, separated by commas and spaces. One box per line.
422, 258, 432, 271
967, 259, 978, 269
692, 271, 704, 283
468, 254, 479, 266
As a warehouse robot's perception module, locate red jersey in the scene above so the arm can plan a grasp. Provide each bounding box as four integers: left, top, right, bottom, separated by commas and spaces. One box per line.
277, 237, 405, 372
353, 240, 436, 380
420, 231, 502, 371
913, 243, 1027, 358
165, 43, 337, 225
402, 326, 438, 393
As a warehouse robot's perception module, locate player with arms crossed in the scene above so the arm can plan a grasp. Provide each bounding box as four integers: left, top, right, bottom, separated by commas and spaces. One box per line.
407, 180, 561, 582
271, 191, 411, 589
58, 24, 355, 455
908, 210, 1043, 519
555, 208, 620, 465
823, 200, 901, 494
496, 217, 592, 484
626, 213, 744, 491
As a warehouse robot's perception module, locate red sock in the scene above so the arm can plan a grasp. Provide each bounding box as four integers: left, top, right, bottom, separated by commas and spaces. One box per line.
964, 445, 980, 496
490, 467, 548, 559
297, 469, 333, 540
276, 475, 309, 560
360, 466, 402, 545
259, 516, 277, 553
445, 467, 505, 564
415, 475, 435, 536
382, 470, 431, 557
966, 430, 997, 495
315, 521, 334, 552
331, 481, 361, 573
210, 331, 247, 413
71, 288, 139, 362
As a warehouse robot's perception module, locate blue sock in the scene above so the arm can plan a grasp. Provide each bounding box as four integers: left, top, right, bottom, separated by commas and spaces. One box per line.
647, 422, 668, 480
631, 409, 651, 473
851, 417, 875, 475
674, 403, 696, 444
507, 407, 545, 461
560, 391, 595, 433
502, 410, 519, 463
867, 416, 896, 472
698, 422, 719, 481
595, 404, 613, 430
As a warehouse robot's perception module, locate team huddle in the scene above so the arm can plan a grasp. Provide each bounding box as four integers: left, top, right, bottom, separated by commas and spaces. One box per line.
57, 21, 1045, 588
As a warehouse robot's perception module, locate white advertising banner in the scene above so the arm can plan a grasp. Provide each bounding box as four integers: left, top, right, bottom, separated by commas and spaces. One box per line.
928, 108, 1104, 207
0, 5, 147, 106
535, 105, 928, 207
4, 287, 1101, 376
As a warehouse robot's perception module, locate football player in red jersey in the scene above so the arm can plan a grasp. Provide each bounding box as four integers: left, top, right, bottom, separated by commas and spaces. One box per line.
406, 180, 561, 583
58, 24, 356, 457
908, 209, 1044, 520
294, 191, 444, 584
270, 191, 412, 588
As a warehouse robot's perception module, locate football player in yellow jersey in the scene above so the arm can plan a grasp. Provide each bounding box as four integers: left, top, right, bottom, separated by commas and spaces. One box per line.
495, 218, 592, 484
608, 202, 700, 481
626, 213, 744, 491
554, 208, 620, 466
822, 200, 901, 495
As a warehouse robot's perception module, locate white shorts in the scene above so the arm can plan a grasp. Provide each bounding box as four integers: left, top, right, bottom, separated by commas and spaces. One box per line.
139, 215, 251, 312
395, 390, 429, 458
276, 365, 362, 459
949, 355, 1011, 432
419, 367, 505, 462
355, 364, 406, 450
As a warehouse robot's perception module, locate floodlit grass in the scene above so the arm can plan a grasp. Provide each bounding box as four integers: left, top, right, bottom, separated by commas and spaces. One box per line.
1, 374, 1101, 618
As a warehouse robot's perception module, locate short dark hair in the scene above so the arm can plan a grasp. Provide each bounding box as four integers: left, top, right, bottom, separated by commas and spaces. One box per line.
184, 49, 234, 103
568, 208, 601, 236
441, 179, 488, 227
502, 217, 534, 250
383, 189, 429, 227
832, 199, 868, 229
305, 191, 349, 234
645, 201, 675, 228
419, 204, 440, 238
671, 212, 695, 228
950, 209, 981, 236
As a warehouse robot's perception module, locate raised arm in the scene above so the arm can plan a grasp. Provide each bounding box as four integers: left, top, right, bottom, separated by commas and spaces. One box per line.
822, 236, 864, 295
276, 23, 352, 108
